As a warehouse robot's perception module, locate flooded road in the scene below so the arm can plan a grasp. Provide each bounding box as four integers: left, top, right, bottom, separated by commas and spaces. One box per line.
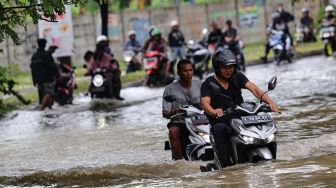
1, 56, 336, 187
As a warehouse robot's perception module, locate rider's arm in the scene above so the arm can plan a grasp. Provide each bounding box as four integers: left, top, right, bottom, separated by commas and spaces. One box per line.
162, 86, 181, 119
200, 80, 224, 118
244, 81, 280, 112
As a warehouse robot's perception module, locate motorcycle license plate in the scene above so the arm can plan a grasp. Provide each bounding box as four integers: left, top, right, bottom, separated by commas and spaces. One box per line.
191, 114, 209, 125
241, 114, 272, 125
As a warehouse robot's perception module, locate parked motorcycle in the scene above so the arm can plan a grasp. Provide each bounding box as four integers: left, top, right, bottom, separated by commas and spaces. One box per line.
320, 23, 336, 56
143, 51, 173, 87
89, 67, 114, 99
164, 95, 213, 161
185, 40, 211, 79
55, 63, 77, 105
201, 76, 278, 171
268, 29, 293, 65
123, 47, 142, 73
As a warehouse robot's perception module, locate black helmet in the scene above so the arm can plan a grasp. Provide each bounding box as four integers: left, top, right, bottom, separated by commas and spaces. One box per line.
212, 49, 237, 76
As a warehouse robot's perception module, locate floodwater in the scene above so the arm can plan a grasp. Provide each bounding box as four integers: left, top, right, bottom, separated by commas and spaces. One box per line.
0, 56, 336, 187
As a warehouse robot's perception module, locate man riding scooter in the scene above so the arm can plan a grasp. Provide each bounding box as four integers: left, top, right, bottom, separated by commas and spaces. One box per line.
143, 28, 172, 86
222, 20, 245, 71
123, 30, 142, 73
162, 59, 202, 160
207, 21, 223, 54
86, 40, 124, 100
262, 12, 292, 63
298, 7, 316, 43
321, 5, 336, 56
200, 49, 279, 168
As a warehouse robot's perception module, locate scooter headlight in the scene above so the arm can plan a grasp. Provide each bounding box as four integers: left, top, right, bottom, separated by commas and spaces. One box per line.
266, 134, 275, 143
242, 136, 258, 144
124, 56, 132, 62
93, 74, 104, 87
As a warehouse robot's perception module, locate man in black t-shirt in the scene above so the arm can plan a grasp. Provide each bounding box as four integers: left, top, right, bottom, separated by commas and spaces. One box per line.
200, 49, 279, 168
207, 21, 223, 51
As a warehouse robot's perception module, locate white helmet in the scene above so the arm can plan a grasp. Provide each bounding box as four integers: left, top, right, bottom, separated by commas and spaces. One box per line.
170, 20, 179, 27
325, 5, 334, 12
301, 7, 309, 13
96, 35, 108, 43
128, 30, 136, 37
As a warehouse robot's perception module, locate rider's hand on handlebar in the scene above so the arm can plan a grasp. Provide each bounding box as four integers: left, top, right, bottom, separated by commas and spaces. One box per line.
170, 108, 184, 116
269, 102, 281, 113
213, 108, 224, 118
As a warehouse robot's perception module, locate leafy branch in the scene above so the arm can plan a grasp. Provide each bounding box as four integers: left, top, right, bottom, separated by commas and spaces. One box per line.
0, 67, 30, 105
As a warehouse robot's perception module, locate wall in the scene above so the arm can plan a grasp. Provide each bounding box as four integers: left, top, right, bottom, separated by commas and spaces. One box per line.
0, 0, 325, 71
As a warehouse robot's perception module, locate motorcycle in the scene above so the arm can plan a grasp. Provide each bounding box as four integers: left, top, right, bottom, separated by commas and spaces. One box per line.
123, 47, 142, 73
55, 63, 77, 105
201, 76, 278, 171
320, 22, 336, 56
185, 40, 211, 79
143, 51, 173, 87
295, 24, 316, 43
89, 67, 114, 99
268, 29, 293, 65
163, 95, 213, 161
222, 36, 246, 71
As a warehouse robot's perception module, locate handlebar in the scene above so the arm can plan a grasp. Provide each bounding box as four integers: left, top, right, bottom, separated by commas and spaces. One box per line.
221, 103, 272, 116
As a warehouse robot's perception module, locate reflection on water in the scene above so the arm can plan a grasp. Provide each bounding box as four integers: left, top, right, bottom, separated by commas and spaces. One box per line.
1, 56, 336, 187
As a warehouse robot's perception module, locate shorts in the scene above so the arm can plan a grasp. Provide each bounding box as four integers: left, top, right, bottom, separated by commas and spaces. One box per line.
167, 122, 186, 129
38, 82, 55, 97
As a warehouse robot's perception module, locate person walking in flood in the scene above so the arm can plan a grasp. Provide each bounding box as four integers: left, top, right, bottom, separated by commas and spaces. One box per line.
30, 39, 59, 110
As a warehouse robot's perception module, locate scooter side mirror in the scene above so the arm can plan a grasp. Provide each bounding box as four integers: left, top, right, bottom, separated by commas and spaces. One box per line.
164, 95, 176, 103
83, 64, 87, 69
268, 76, 277, 91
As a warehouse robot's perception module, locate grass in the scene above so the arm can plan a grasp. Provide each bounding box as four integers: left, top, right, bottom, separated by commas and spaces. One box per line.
0, 40, 326, 112
244, 40, 324, 63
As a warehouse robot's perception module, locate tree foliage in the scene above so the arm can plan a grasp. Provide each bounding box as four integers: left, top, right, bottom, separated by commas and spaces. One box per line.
0, 0, 87, 45
0, 67, 30, 106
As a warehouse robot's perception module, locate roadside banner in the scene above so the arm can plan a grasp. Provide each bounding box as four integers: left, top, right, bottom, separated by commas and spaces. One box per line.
38, 5, 74, 57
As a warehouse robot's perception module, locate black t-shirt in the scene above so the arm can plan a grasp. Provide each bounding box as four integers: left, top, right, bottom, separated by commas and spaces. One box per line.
30, 49, 58, 85
300, 17, 313, 27
201, 72, 249, 124
207, 29, 223, 45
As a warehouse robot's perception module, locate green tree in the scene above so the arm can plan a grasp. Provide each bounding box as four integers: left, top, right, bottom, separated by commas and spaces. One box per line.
0, 0, 86, 45
0, 0, 86, 108
0, 67, 30, 107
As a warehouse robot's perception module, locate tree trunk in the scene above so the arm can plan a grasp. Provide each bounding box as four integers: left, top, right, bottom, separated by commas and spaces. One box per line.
100, 1, 108, 36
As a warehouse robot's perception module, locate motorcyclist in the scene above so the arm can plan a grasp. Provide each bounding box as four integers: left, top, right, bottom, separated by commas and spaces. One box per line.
123, 30, 142, 73
162, 59, 202, 160
145, 28, 170, 77
123, 30, 142, 53
200, 49, 279, 167
299, 7, 316, 42
322, 5, 336, 26
261, 12, 290, 62
96, 35, 113, 56
168, 20, 186, 74
222, 19, 245, 71
141, 25, 158, 53
276, 3, 294, 44
207, 21, 223, 51
86, 42, 124, 100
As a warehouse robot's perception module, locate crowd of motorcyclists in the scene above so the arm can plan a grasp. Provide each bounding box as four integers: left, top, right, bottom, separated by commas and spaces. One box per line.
28, 2, 336, 172
160, 3, 336, 171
